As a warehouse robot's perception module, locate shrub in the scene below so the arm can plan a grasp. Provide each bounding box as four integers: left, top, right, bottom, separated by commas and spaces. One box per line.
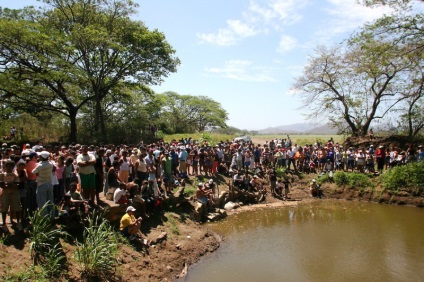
316, 173, 330, 185
333, 171, 348, 186
276, 167, 287, 178
381, 161, 424, 195
347, 173, 372, 189
318, 171, 372, 190
74, 215, 118, 280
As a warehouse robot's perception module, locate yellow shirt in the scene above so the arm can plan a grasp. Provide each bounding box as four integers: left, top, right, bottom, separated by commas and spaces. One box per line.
120, 213, 135, 231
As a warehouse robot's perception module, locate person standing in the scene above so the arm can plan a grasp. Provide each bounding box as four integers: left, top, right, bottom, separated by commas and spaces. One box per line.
375, 145, 386, 174
76, 145, 96, 204
94, 149, 105, 204
32, 151, 54, 219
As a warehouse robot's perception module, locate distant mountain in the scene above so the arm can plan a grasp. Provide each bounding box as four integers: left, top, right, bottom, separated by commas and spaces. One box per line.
305, 124, 339, 135
257, 123, 337, 135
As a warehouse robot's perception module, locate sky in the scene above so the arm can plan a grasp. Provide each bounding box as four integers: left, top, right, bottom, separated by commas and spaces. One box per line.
0, 0, 394, 130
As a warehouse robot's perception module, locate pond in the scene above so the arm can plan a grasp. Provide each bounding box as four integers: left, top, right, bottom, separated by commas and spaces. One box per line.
184, 201, 424, 282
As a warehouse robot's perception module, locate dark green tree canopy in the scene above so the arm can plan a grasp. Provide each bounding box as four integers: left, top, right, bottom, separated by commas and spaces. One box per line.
0, 0, 180, 142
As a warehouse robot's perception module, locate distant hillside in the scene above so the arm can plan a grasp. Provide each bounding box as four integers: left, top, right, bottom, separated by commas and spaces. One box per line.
257, 123, 338, 135
257, 123, 320, 134
305, 124, 339, 135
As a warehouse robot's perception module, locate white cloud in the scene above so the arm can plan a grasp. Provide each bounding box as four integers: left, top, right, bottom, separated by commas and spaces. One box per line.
197, 19, 258, 46
277, 35, 298, 53
204, 60, 279, 82
313, 0, 393, 44
197, 0, 308, 46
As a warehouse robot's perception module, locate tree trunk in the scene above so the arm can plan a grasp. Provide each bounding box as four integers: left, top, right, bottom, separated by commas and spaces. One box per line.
68, 108, 78, 143
95, 96, 108, 143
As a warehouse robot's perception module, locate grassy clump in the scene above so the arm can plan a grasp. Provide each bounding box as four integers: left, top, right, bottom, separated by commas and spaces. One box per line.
74, 215, 118, 280
27, 203, 67, 278
165, 212, 180, 235
381, 161, 424, 195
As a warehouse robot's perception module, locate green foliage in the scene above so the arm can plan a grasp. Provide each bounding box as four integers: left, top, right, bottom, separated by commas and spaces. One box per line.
74, 216, 118, 280
2, 265, 48, 282
346, 173, 373, 190
381, 162, 424, 195
183, 186, 197, 197
275, 167, 287, 178
316, 173, 331, 185
28, 204, 68, 266
333, 171, 349, 186
319, 171, 372, 190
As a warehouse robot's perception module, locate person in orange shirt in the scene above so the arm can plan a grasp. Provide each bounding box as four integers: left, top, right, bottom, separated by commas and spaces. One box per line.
25, 152, 39, 217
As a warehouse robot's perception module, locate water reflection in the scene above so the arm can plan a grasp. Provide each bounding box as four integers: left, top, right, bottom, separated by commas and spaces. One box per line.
185, 201, 424, 282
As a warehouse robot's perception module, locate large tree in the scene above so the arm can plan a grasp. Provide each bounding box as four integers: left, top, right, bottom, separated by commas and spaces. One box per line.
0, 0, 179, 142
293, 41, 410, 137
157, 92, 228, 134
294, 0, 424, 137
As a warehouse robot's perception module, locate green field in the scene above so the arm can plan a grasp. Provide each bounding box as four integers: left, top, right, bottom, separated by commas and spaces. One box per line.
163, 133, 345, 146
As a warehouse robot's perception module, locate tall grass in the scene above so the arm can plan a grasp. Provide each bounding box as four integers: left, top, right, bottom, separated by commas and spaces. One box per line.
74, 215, 118, 280
28, 204, 67, 265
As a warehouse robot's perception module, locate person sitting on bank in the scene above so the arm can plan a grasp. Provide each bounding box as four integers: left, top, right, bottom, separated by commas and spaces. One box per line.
309, 179, 322, 198
120, 206, 142, 240
67, 183, 91, 216
233, 171, 244, 189
204, 179, 216, 206
196, 182, 211, 210
114, 182, 129, 206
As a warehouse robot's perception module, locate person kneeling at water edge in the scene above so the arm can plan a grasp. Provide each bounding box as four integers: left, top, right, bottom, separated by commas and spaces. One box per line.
120, 206, 142, 240
310, 179, 322, 198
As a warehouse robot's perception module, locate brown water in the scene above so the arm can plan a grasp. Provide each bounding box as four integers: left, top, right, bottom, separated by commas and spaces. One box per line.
184, 201, 424, 282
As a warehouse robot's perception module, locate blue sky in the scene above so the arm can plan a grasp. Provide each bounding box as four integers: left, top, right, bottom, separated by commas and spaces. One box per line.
0, 0, 393, 130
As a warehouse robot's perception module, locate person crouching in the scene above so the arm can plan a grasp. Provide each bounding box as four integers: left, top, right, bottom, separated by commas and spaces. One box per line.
120, 206, 142, 240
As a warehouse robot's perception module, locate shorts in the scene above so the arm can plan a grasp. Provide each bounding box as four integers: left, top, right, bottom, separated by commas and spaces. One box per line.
244, 161, 250, 167
80, 173, 96, 190
1, 191, 22, 213
198, 197, 208, 204
319, 158, 326, 164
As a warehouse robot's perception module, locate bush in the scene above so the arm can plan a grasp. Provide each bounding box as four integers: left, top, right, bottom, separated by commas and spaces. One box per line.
381, 161, 424, 195
74, 215, 118, 280
333, 171, 348, 186
318, 171, 372, 190
347, 173, 372, 190
276, 167, 287, 178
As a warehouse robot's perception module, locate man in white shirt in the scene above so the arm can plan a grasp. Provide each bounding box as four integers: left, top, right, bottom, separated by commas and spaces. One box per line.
76, 145, 97, 204
32, 151, 54, 219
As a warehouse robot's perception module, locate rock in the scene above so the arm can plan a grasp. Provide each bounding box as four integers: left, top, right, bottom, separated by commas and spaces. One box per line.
166, 265, 173, 272
151, 232, 167, 245
207, 213, 223, 222
224, 201, 240, 211
224, 201, 235, 211
177, 262, 188, 279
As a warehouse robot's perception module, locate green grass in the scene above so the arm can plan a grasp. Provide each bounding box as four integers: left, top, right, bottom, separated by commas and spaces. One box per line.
165, 212, 180, 235
74, 215, 118, 280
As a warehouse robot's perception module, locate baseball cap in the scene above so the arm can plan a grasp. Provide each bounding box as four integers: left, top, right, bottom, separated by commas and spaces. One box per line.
126, 206, 136, 213
37, 151, 50, 159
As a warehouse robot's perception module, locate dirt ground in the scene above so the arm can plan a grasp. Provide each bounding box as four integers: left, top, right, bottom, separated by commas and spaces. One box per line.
1, 170, 422, 281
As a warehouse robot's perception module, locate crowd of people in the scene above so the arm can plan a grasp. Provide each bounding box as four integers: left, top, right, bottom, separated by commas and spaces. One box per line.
1, 136, 423, 235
